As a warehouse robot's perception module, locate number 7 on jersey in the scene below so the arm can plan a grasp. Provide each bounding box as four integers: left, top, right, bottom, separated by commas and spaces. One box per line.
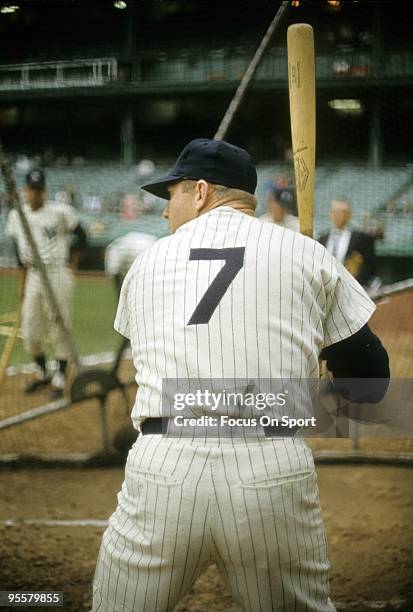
187, 247, 245, 325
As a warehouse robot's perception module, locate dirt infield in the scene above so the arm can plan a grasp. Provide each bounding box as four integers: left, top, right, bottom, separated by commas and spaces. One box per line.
307, 287, 413, 459
0, 464, 412, 611
370, 288, 413, 378
0, 288, 412, 610
0, 362, 135, 458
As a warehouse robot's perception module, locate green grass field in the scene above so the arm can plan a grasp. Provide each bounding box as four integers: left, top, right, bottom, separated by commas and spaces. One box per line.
0, 272, 120, 366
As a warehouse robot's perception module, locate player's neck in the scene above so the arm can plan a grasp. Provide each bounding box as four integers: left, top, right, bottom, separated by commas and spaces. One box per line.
29, 203, 45, 211
202, 200, 255, 217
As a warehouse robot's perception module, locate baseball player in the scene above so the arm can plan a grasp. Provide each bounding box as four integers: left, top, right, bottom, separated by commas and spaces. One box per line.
105, 231, 158, 294
5, 168, 86, 398
91, 139, 389, 611
105, 231, 158, 386
260, 183, 299, 232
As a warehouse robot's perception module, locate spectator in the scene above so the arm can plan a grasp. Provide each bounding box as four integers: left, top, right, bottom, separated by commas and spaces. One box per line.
14, 154, 31, 176
274, 174, 292, 190
72, 156, 85, 167
119, 193, 143, 220
318, 198, 377, 288
84, 195, 102, 213
402, 200, 413, 217
43, 148, 55, 167
385, 200, 398, 216
135, 159, 155, 182
361, 214, 385, 241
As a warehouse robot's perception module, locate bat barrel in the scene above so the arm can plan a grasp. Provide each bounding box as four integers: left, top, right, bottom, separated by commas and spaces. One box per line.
287, 24, 316, 238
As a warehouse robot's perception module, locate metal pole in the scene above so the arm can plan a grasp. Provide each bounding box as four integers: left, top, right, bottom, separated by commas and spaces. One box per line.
214, 1, 289, 141
121, 110, 135, 166
368, 98, 382, 169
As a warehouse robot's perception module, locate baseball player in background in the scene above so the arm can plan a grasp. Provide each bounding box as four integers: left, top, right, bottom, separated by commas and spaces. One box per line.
105, 231, 158, 295
104, 231, 158, 383
6, 168, 86, 398
260, 183, 299, 232
91, 139, 389, 611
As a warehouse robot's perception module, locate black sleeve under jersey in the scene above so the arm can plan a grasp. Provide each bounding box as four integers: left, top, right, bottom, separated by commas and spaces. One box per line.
12, 239, 24, 268
320, 324, 390, 403
71, 223, 87, 251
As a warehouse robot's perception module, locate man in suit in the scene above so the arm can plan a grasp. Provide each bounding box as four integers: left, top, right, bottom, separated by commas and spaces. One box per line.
318, 198, 377, 287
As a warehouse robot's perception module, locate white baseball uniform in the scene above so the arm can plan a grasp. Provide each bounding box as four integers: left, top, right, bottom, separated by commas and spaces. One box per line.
92, 206, 375, 611
6, 202, 79, 359
104, 232, 158, 279
260, 211, 300, 232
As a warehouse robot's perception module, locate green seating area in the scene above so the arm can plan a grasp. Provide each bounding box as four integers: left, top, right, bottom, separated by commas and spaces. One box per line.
1, 163, 412, 265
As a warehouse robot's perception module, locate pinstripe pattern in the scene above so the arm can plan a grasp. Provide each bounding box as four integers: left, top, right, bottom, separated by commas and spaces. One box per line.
6, 202, 78, 359
92, 206, 376, 611
114, 207, 375, 422
21, 268, 74, 359
6, 203, 79, 267
93, 437, 335, 611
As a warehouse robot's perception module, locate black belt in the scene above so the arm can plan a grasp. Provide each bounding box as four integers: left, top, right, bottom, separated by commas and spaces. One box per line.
141, 417, 298, 437
141, 418, 168, 435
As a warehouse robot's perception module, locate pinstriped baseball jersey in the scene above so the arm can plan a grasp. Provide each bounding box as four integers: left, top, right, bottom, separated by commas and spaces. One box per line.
6, 202, 79, 267
92, 203, 376, 612
114, 206, 375, 426
6, 202, 78, 361
104, 232, 158, 278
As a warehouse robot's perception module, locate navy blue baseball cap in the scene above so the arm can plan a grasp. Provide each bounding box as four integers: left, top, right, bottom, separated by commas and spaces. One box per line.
266, 184, 296, 210
25, 168, 46, 190
142, 138, 257, 200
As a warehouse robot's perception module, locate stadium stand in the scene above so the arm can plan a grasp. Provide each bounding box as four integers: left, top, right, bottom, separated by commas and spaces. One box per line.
1, 164, 412, 265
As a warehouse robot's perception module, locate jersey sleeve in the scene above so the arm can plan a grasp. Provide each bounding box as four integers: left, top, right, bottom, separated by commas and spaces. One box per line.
322, 252, 376, 348
59, 203, 79, 232
104, 238, 122, 277
5, 209, 18, 239
114, 275, 131, 339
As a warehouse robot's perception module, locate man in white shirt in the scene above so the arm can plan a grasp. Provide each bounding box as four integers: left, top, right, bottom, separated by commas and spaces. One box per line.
104, 231, 158, 294
318, 198, 377, 287
91, 139, 389, 612
260, 184, 299, 231
6, 168, 86, 397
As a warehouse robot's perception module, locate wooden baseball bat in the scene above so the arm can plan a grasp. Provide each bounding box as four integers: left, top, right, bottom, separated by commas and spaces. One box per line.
0, 307, 22, 386
287, 24, 316, 238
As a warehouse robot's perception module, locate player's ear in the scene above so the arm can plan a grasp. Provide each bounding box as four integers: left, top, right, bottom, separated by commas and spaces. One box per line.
194, 180, 209, 212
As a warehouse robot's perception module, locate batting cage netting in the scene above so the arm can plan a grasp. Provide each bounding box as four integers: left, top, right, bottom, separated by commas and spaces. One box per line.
0, 1, 412, 467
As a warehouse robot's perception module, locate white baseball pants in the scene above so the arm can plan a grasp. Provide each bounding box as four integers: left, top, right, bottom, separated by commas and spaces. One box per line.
22, 267, 74, 360
92, 435, 336, 612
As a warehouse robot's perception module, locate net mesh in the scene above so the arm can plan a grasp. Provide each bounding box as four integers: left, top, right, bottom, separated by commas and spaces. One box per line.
0, 3, 412, 464
308, 285, 413, 462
